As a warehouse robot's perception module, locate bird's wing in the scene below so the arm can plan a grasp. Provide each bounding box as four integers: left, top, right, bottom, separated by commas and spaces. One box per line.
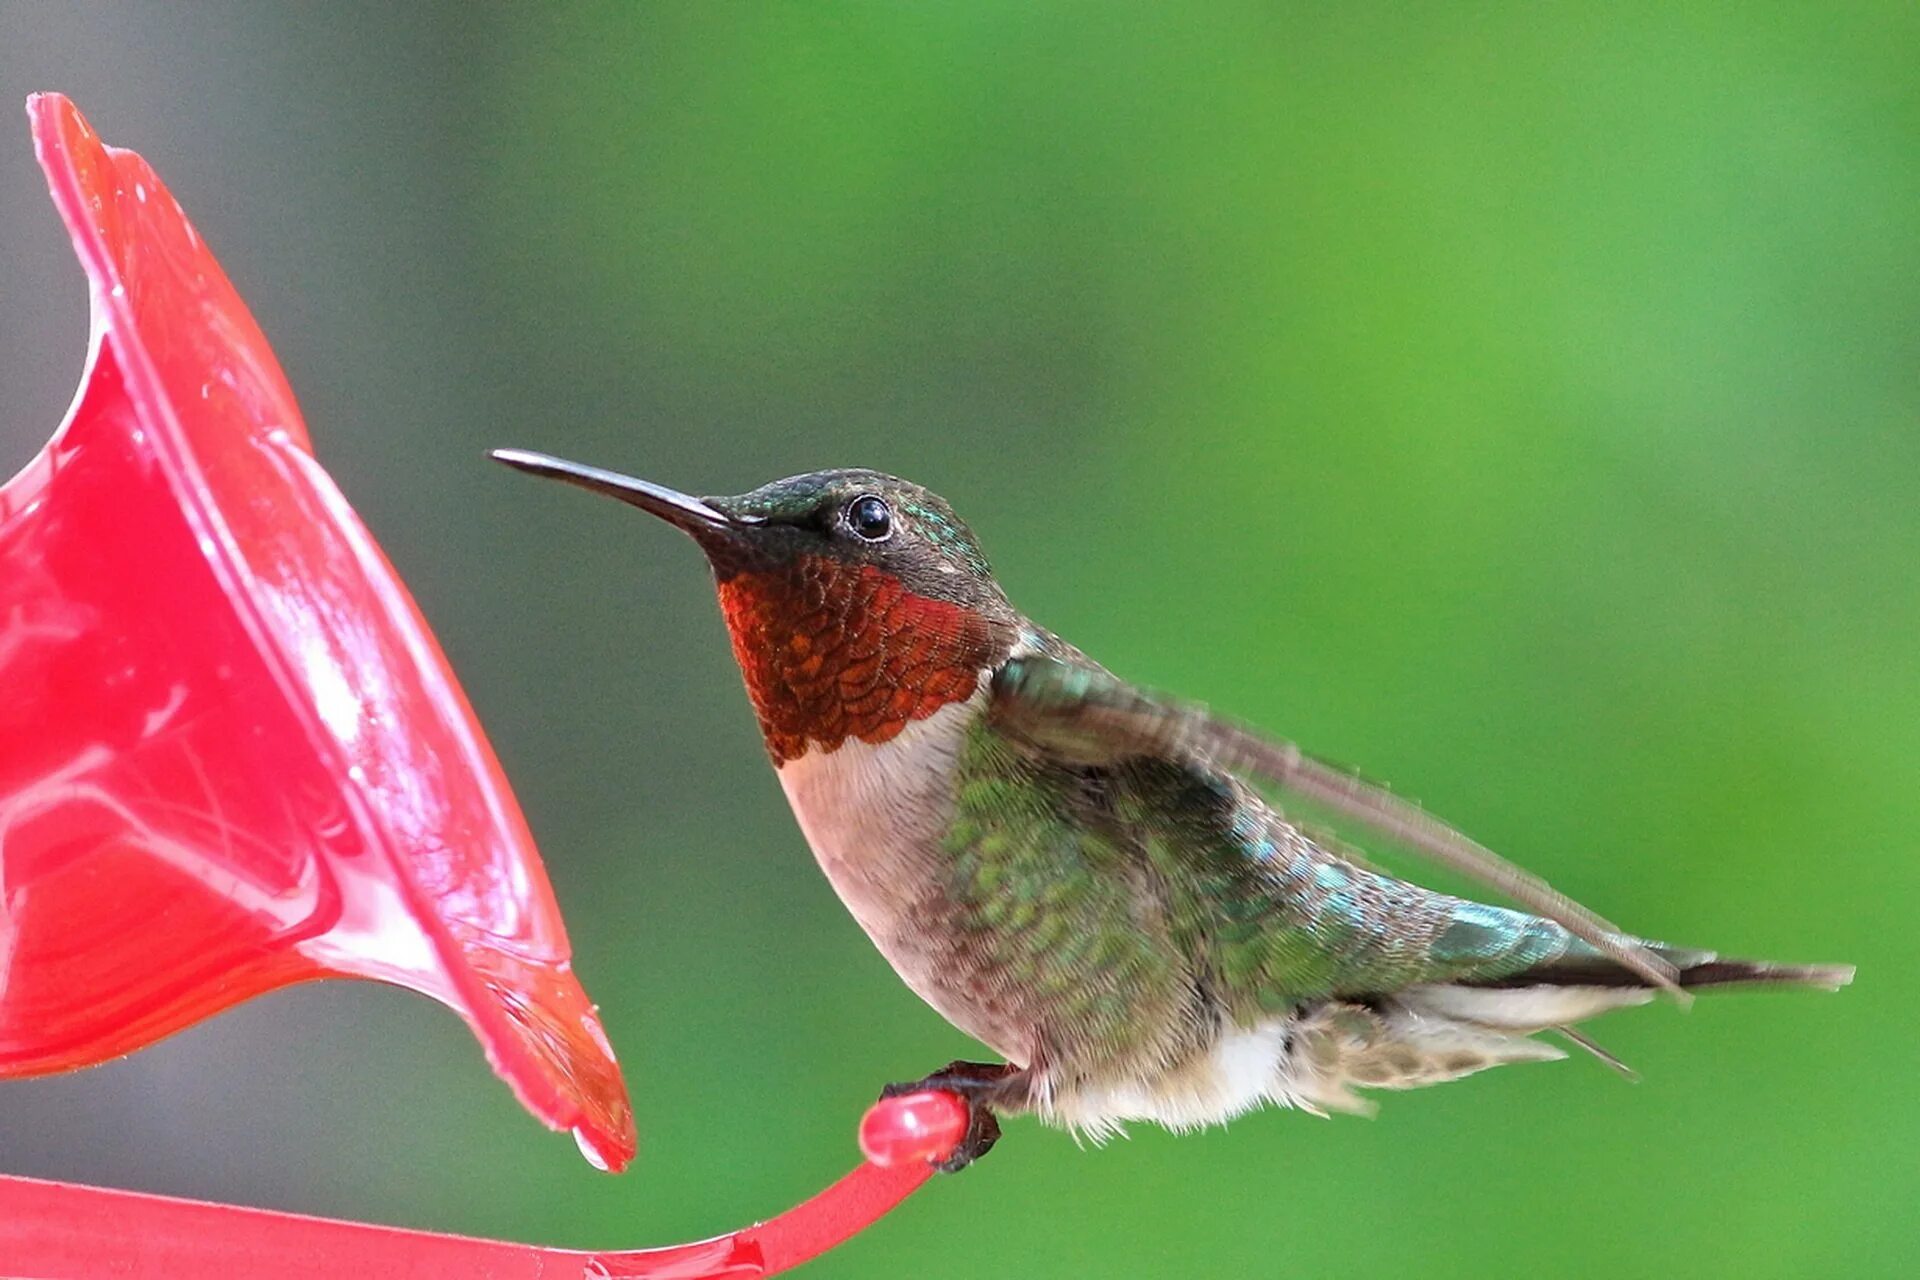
987, 653, 1681, 995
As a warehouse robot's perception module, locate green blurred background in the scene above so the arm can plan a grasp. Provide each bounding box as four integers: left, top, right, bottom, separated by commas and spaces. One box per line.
1, 3, 1914, 1275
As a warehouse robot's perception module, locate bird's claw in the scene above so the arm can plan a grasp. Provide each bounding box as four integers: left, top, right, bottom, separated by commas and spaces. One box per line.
880, 1059, 1017, 1173
934, 1105, 1000, 1172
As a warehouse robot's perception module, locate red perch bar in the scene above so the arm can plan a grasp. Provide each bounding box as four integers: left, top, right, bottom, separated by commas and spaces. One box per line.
0, 1089, 964, 1279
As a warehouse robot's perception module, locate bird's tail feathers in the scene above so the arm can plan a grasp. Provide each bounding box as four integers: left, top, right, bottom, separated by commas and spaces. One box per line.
1280, 1000, 1569, 1117
1462, 943, 1855, 996
1278, 945, 1851, 1115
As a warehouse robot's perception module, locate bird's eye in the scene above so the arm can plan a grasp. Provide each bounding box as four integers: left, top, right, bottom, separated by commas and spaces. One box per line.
845, 494, 893, 541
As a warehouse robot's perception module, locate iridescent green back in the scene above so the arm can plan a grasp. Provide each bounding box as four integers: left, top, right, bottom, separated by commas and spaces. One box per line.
941, 716, 1582, 1068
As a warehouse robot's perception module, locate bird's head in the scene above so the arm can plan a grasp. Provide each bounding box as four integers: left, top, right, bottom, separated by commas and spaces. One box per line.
494, 450, 1017, 763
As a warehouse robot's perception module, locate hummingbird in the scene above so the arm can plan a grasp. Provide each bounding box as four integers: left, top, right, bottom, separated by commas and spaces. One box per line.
494, 450, 1852, 1171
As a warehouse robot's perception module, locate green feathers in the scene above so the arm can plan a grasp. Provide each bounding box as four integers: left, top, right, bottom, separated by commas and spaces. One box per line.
937, 716, 1609, 1069
942, 721, 1185, 1065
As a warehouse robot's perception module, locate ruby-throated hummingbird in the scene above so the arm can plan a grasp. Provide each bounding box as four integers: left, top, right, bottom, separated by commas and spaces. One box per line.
494, 450, 1852, 1171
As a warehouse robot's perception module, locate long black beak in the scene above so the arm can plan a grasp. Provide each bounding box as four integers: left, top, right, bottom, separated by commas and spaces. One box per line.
491, 448, 749, 535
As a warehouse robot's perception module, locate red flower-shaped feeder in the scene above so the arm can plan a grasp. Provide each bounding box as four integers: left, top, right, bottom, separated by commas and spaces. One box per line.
0, 94, 964, 1277
0, 89, 636, 1173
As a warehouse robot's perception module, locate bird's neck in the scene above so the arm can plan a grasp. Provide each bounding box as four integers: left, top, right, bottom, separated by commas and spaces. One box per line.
713, 555, 1008, 764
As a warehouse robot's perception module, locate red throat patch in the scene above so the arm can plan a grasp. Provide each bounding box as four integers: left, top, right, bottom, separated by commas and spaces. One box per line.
715, 557, 1002, 764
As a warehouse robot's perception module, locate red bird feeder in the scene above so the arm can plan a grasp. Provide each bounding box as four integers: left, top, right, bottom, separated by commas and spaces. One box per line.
0, 94, 963, 1277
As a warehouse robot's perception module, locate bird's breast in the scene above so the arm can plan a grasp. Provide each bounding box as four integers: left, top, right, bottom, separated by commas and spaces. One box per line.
773, 688, 981, 935
772, 686, 1032, 1056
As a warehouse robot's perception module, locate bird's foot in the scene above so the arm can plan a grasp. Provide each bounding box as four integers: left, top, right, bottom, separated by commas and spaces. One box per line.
880, 1060, 1021, 1173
